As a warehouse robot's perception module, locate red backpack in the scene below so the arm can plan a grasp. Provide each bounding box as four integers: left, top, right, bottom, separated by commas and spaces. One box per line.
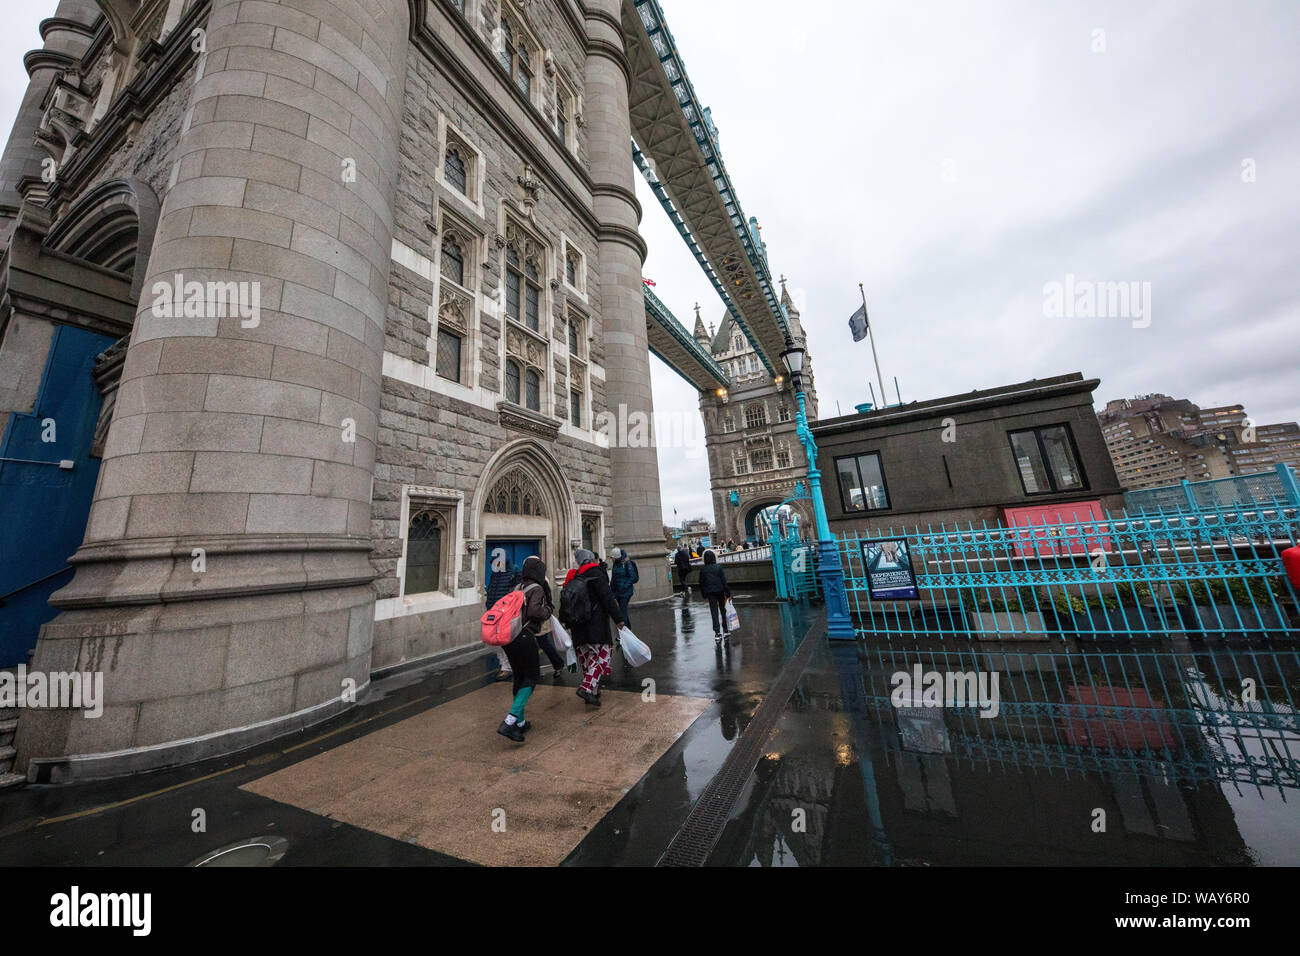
481, 583, 539, 646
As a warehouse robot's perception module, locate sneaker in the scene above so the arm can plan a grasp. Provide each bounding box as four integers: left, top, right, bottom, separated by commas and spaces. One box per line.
516, 720, 531, 734
552, 671, 565, 685
576, 688, 601, 707
497, 721, 525, 743
493, 669, 512, 682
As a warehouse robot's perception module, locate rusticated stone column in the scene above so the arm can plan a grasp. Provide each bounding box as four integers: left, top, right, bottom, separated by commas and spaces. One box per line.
16, 0, 411, 780
584, 0, 670, 601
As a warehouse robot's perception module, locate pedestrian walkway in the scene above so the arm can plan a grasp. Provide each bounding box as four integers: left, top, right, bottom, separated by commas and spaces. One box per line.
0, 595, 807, 866
242, 684, 710, 867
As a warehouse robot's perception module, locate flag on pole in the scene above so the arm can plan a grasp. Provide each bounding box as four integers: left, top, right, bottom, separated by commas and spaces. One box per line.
848, 303, 869, 342
642, 277, 657, 287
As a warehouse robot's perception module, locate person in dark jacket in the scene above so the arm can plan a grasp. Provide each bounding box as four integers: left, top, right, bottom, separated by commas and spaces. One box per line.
560, 548, 625, 706
496, 556, 554, 743
674, 544, 693, 597
485, 556, 522, 681
698, 549, 733, 641
609, 547, 639, 628
532, 571, 568, 684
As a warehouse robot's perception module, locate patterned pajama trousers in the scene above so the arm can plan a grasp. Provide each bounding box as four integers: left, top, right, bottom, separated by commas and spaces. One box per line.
576, 644, 612, 695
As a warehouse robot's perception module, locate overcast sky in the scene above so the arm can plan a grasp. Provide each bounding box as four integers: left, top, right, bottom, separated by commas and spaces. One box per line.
5, 2, 1297, 528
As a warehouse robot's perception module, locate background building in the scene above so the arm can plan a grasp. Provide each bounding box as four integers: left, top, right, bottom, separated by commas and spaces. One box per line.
697, 278, 817, 545
811, 373, 1124, 534
1098, 394, 1300, 491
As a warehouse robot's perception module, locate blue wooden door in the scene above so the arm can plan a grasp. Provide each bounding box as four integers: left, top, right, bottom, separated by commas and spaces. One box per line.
0, 325, 114, 665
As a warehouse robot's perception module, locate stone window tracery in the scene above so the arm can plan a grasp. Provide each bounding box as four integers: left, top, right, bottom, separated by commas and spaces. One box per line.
484, 467, 547, 516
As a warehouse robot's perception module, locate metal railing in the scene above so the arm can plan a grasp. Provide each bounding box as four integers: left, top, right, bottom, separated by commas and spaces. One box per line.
848, 644, 1300, 797
1126, 463, 1300, 515
834, 503, 1300, 640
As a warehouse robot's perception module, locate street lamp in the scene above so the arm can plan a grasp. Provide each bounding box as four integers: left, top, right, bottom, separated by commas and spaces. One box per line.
780, 333, 856, 640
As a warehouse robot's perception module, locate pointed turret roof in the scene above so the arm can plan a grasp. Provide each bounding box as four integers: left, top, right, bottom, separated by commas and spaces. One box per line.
692, 303, 710, 345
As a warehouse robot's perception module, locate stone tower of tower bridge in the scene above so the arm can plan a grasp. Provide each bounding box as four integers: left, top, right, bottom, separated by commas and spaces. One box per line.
0, 0, 797, 781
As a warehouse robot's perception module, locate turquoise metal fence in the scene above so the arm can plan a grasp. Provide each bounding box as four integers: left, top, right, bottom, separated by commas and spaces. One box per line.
843, 643, 1300, 797
1126, 462, 1300, 515
837, 504, 1300, 640
772, 529, 818, 601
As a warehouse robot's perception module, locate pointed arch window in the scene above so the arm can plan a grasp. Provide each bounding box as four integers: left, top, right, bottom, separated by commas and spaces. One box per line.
440, 234, 465, 287
484, 468, 547, 517
404, 509, 446, 596
444, 144, 468, 195
745, 403, 768, 429
777, 403, 791, 423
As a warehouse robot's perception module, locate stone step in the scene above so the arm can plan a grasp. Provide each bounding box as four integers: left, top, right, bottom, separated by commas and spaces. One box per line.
0, 718, 15, 747
0, 771, 24, 791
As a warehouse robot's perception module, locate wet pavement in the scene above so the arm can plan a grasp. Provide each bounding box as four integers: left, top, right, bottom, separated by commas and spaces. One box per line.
0, 591, 807, 867
1, 592, 1296, 866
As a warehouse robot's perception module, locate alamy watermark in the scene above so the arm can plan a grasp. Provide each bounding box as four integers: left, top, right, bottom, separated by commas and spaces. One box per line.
150, 272, 261, 328
0, 665, 103, 718
594, 404, 706, 458
1043, 273, 1151, 328
891, 664, 1000, 718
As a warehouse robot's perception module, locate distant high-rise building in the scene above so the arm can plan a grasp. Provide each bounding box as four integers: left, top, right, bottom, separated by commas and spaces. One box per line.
1097, 394, 1300, 490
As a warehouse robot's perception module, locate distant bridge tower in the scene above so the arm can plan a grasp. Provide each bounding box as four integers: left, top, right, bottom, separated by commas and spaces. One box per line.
699, 278, 819, 545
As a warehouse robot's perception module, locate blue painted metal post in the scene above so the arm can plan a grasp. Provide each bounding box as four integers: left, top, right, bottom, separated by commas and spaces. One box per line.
793, 388, 856, 640
1181, 478, 1197, 512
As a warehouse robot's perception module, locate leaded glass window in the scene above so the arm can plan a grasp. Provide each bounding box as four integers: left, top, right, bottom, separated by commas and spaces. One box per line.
499, 20, 514, 74
506, 359, 521, 404
440, 235, 464, 287
525, 368, 540, 412
570, 389, 582, 427
436, 328, 461, 383
568, 318, 580, 355
745, 403, 767, 429
444, 144, 467, 195
404, 510, 444, 596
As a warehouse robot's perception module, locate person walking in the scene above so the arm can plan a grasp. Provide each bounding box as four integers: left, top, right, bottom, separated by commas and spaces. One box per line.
609, 546, 639, 629
698, 549, 733, 642
560, 548, 625, 707
496, 556, 554, 743
674, 543, 693, 597
529, 565, 568, 684
485, 555, 522, 681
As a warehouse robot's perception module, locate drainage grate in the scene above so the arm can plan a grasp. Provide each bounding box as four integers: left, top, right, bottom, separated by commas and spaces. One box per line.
656, 614, 822, 867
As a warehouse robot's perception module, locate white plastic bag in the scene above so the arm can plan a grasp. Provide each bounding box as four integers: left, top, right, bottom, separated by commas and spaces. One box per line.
618, 626, 652, 667
565, 645, 577, 668
725, 599, 740, 632
550, 615, 573, 652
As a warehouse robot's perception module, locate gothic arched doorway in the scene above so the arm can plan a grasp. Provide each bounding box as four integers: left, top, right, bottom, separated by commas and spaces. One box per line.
472, 440, 577, 590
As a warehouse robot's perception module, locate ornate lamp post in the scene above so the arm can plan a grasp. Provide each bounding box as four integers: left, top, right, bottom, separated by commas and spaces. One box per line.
779, 334, 856, 640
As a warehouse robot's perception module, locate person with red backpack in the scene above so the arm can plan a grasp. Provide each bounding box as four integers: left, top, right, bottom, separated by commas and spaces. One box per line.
559, 548, 625, 707
494, 556, 553, 743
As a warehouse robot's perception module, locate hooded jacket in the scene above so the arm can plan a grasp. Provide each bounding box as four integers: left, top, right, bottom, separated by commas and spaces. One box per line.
610, 557, 639, 598
562, 555, 623, 646
485, 561, 522, 609
674, 547, 692, 572
520, 556, 553, 635
697, 550, 731, 597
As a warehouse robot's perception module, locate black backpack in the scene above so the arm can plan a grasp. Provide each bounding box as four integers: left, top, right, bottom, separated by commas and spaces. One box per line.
559, 574, 593, 627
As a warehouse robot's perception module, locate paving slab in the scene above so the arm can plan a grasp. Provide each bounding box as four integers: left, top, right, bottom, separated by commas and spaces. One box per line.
242, 683, 712, 866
